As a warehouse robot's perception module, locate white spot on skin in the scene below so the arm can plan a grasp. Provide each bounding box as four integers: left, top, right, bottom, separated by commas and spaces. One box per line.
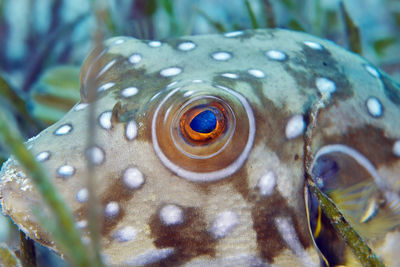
76, 220, 87, 229
129, 53, 142, 64
393, 140, 400, 157
125, 120, 138, 141
99, 111, 112, 130
81, 236, 90, 245
74, 103, 89, 111
97, 82, 115, 93
365, 64, 380, 78
221, 73, 238, 79
265, 50, 287, 61
211, 51, 232, 61
120, 87, 138, 98
76, 188, 89, 203
210, 211, 238, 239
160, 67, 182, 77
285, 114, 305, 139
36, 151, 50, 162
122, 167, 144, 189
57, 165, 75, 178
224, 31, 244, 37
114, 39, 125, 45
113, 226, 137, 242
160, 204, 184, 226
248, 69, 266, 78
125, 248, 175, 266
177, 41, 196, 51
366, 97, 383, 117
104, 201, 119, 217
148, 41, 162, 47
304, 41, 323, 50
275, 217, 315, 266
315, 77, 336, 95
257, 171, 276, 196
86, 146, 105, 165
54, 124, 72, 136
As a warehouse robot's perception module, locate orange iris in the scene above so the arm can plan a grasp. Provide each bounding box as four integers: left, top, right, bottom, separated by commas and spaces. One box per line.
180, 102, 227, 145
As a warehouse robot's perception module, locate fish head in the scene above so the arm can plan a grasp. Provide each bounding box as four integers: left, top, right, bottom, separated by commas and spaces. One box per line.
1, 29, 400, 266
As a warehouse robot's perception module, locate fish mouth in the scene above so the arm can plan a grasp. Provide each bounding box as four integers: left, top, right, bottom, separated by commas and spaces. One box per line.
0, 158, 33, 192
0, 158, 57, 249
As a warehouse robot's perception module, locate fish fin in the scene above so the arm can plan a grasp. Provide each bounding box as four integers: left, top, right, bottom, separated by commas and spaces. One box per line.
329, 181, 400, 239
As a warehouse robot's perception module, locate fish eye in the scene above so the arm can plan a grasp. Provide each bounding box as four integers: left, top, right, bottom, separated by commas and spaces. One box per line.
169, 95, 236, 160
180, 103, 226, 145
151, 83, 255, 182
190, 109, 217, 133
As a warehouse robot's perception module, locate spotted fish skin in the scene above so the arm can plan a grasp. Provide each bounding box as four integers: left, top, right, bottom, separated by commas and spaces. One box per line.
1, 29, 400, 266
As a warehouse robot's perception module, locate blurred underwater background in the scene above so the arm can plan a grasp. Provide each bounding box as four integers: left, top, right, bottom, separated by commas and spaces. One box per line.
0, 0, 399, 266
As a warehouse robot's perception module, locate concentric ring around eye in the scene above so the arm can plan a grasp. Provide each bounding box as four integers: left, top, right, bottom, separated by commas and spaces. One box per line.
151, 83, 255, 182
171, 95, 236, 160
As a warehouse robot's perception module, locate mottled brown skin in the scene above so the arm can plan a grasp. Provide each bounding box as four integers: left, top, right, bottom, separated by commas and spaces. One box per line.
252, 191, 313, 262
149, 206, 217, 265
1, 29, 400, 266
322, 125, 398, 167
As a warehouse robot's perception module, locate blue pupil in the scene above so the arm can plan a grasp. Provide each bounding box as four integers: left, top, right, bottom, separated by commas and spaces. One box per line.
190, 110, 217, 133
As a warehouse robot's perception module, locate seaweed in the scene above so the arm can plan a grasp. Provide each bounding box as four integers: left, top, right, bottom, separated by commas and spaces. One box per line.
245, 0, 259, 29
261, 0, 276, 28
340, 1, 362, 55
0, 243, 21, 267
195, 8, 226, 33
0, 93, 99, 266
303, 96, 384, 267
374, 37, 397, 57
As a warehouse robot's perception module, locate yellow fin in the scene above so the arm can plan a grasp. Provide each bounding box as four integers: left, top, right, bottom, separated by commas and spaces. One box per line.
328, 181, 400, 239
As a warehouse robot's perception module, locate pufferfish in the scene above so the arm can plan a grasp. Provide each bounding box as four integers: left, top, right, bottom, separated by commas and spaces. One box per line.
1, 29, 400, 266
